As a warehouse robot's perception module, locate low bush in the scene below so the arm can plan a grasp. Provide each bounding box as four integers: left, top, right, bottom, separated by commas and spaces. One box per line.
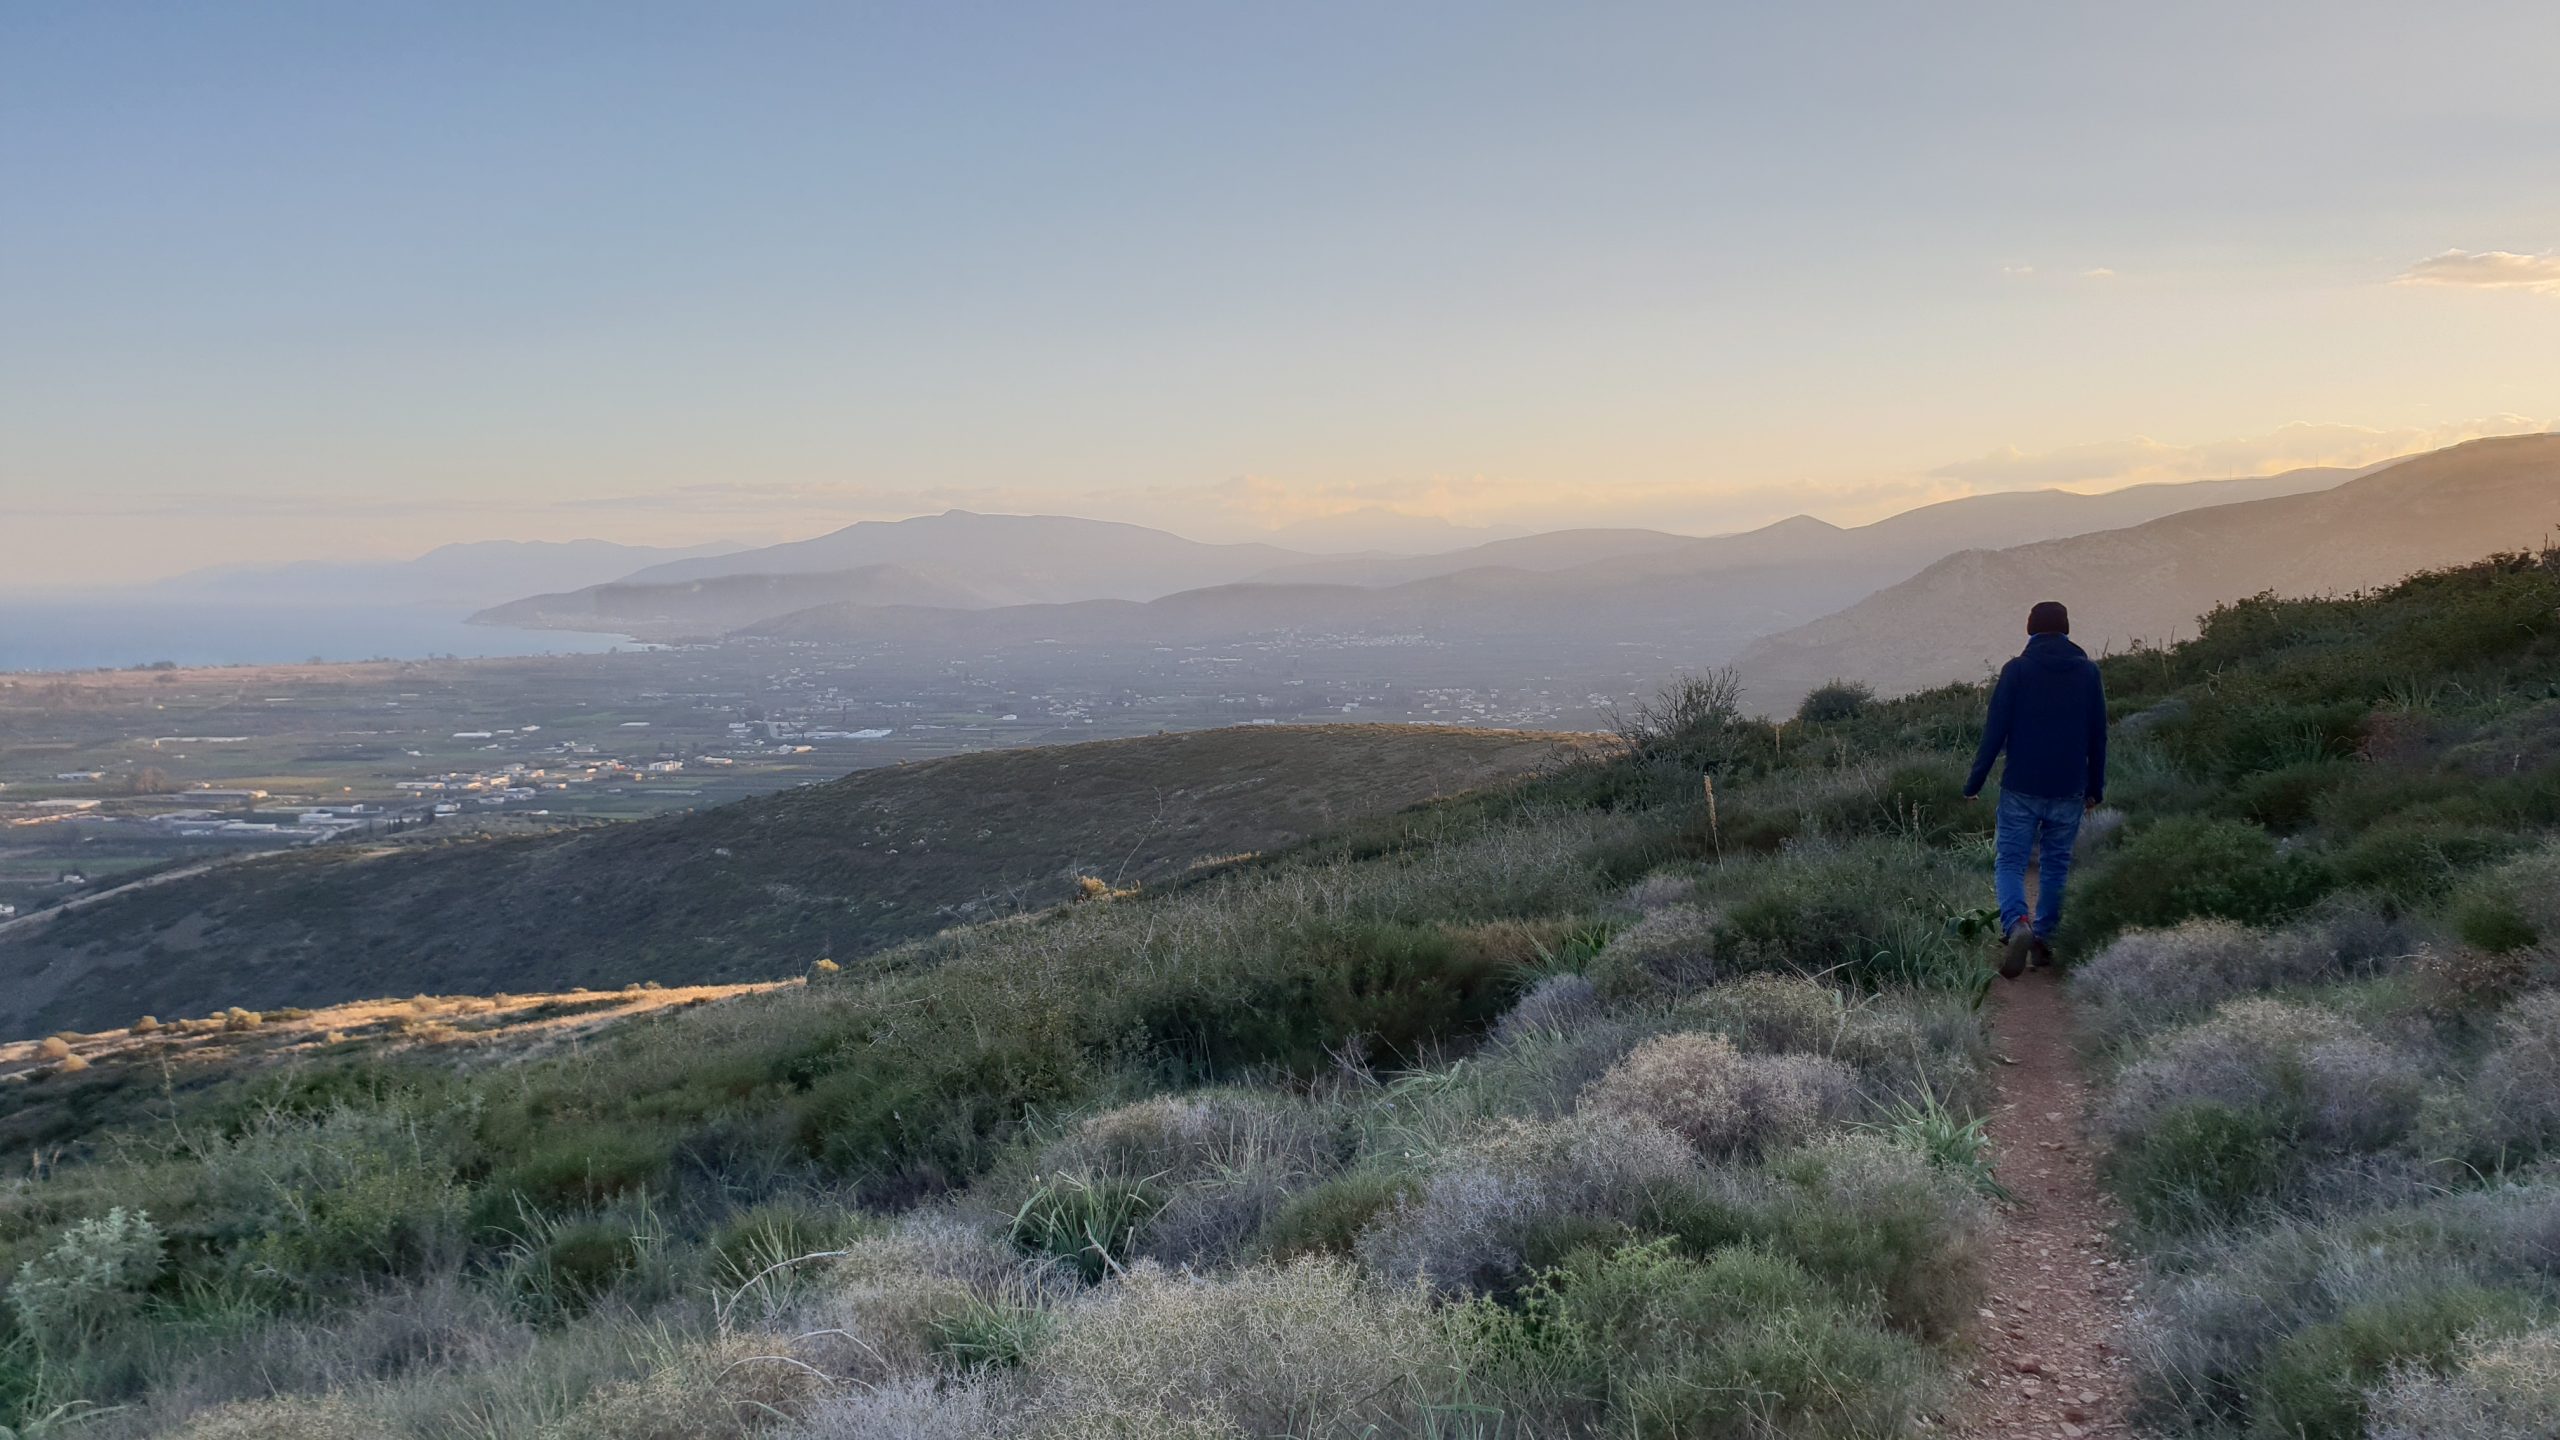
2252, 1280, 2535, 1440
1796, 679, 1877, 725
1580, 1031, 1859, 1159
1009, 1173, 1162, 1284
1354, 1112, 1693, 1296
1024, 1258, 1440, 1440
7, 1207, 163, 1345
2234, 759, 2359, 833
2072, 906, 2408, 1051
2064, 816, 2333, 947
2470, 991, 2560, 1160
2114, 1099, 2293, 1231
1478, 1239, 1940, 1440
2332, 817, 2524, 909
1489, 972, 1600, 1043
1587, 903, 1720, 998
1640, 1134, 1988, 1340
1256, 1169, 1420, 1263
2369, 1325, 2560, 1440
2105, 1000, 2422, 1157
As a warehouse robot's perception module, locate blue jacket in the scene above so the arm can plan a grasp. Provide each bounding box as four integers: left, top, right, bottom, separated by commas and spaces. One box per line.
1964, 633, 2108, 802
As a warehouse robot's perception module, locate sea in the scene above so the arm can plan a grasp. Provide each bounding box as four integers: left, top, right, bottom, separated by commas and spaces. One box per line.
0, 599, 634, 673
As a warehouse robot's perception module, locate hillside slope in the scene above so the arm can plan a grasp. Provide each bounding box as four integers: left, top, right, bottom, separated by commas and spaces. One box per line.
0, 724, 1575, 1037
1734, 432, 2560, 709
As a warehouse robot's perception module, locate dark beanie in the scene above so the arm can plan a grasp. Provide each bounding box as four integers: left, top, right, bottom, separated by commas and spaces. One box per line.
2027, 601, 2070, 636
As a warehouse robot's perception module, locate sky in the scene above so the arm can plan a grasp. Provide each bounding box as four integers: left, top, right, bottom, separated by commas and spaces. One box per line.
3, 1, 2556, 586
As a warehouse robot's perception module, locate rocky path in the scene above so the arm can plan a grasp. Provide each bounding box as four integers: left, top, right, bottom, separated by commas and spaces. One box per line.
1957, 968, 2142, 1439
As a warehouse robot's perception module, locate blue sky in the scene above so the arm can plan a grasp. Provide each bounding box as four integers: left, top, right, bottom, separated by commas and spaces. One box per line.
3, 2, 2555, 583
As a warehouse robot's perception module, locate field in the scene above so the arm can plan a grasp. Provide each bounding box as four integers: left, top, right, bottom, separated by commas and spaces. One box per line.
0, 634, 1647, 922
1, 547, 2557, 1438
0, 723, 1583, 1037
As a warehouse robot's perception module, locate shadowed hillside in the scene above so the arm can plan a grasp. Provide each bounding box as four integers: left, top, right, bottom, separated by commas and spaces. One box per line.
0, 724, 1580, 1036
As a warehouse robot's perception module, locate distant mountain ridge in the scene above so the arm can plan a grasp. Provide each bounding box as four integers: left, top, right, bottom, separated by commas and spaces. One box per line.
471, 564, 986, 637
463, 459, 2374, 653
727, 463, 2371, 665
1731, 432, 2560, 711
614, 510, 1311, 600
153, 538, 749, 611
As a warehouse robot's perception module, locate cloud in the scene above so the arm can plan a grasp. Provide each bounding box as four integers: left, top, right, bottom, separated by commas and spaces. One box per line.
2394, 249, 2560, 293
2002, 263, 2035, 277
1926, 415, 2552, 491
2081, 267, 2116, 280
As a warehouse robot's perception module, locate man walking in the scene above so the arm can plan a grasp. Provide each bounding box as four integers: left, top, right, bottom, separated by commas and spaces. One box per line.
1963, 601, 2108, 978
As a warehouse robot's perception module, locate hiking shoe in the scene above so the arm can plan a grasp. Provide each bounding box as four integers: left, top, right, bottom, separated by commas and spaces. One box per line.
2030, 937, 2056, 970
1999, 927, 2033, 979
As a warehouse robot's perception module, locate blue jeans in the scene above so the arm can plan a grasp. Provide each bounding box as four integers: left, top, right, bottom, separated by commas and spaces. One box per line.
1996, 790, 2085, 940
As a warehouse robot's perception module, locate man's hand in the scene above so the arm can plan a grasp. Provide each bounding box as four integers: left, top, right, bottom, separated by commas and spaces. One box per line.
2085, 796, 2101, 812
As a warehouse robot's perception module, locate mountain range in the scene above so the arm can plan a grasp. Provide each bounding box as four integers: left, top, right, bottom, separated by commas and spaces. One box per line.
1731, 432, 2560, 709
468, 462, 2368, 660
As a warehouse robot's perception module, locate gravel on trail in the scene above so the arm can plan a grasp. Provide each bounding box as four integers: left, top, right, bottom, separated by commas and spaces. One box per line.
1955, 967, 2141, 1440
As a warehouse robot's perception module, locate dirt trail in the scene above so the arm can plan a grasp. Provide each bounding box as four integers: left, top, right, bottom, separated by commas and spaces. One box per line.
1957, 968, 2141, 1439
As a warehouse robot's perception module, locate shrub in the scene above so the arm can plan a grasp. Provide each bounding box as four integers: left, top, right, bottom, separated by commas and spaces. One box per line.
1753, 1135, 1989, 1340
1506, 1240, 1941, 1440
34, 1036, 70, 1061
2115, 1099, 2292, 1231
1010, 1173, 1162, 1284
1490, 972, 1600, 1044
2472, 991, 2560, 1158
1796, 679, 1876, 725
2235, 759, 2358, 833
1714, 884, 1893, 979
2253, 1281, 2534, 1440
2064, 815, 2332, 946
1038, 1093, 1334, 1187
1023, 1258, 1439, 1439
2104, 1000, 2422, 1156
794, 1215, 1065, 1384
1580, 1032, 1857, 1158
1588, 903, 1720, 998
8, 1206, 163, 1342
2370, 1325, 2560, 1440
1257, 1169, 1420, 1263
2409, 943, 2531, 1014
2333, 817, 2524, 909
199, 1103, 471, 1289
499, 1212, 655, 1319
703, 1200, 868, 1294
1354, 1113, 1693, 1296
1673, 973, 1845, 1053
477, 1127, 673, 1224
2072, 907, 2407, 1051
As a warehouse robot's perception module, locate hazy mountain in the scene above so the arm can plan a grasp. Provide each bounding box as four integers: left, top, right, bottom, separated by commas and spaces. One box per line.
742, 463, 2373, 670
150, 539, 750, 611
470, 564, 987, 639
609, 511, 1315, 602
1731, 432, 2560, 711
1249, 529, 1704, 587
1259, 508, 1510, 555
